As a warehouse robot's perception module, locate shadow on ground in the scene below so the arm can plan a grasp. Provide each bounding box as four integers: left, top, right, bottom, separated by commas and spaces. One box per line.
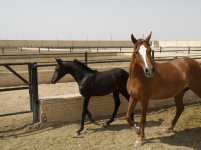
145, 127, 201, 150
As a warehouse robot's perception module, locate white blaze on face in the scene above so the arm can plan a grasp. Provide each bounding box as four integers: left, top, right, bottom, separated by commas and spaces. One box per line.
139, 45, 149, 68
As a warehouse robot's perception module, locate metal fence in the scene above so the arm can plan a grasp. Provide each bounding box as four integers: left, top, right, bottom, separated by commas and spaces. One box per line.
156, 46, 201, 54
1, 45, 201, 54
0, 45, 133, 55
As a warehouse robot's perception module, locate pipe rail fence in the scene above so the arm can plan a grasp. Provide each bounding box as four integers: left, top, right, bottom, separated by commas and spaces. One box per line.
1, 45, 201, 55
0, 45, 133, 55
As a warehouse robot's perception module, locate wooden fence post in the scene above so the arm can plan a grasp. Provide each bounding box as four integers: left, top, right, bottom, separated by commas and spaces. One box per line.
84, 52, 88, 66
188, 46, 190, 54
2, 47, 4, 54
151, 50, 154, 59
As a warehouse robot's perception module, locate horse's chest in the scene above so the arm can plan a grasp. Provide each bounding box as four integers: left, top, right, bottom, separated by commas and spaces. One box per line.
79, 76, 93, 96
127, 78, 149, 98
79, 88, 87, 96
79, 84, 92, 96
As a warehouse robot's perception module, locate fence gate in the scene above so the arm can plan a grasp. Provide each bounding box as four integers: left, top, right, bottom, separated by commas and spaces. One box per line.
0, 62, 39, 123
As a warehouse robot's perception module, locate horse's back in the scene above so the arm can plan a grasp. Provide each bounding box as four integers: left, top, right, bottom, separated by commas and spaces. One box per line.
97, 68, 128, 80
171, 57, 201, 80
171, 57, 200, 67
157, 57, 201, 78
112, 68, 129, 85
112, 68, 128, 78
90, 68, 128, 96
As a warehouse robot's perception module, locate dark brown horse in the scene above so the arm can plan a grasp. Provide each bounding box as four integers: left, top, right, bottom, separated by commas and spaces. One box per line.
125, 32, 201, 146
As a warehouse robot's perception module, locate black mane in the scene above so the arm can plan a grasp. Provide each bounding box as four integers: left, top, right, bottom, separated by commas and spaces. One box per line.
73, 59, 98, 73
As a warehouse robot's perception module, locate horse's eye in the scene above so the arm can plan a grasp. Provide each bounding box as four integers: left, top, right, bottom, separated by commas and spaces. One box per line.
135, 51, 139, 55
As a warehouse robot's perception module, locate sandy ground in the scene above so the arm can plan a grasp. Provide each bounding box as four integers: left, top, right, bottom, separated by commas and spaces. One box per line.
0, 82, 201, 150
0, 83, 79, 114
0, 103, 200, 150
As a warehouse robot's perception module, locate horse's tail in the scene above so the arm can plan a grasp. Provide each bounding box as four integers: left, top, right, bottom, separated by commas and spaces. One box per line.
118, 69, 128, 84
119, 69, 130, 100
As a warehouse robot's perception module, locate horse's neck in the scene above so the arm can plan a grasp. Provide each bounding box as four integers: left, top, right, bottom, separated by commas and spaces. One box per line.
67, 63, 92, 86
129, 60, 145, 78
129, 54, 140, 77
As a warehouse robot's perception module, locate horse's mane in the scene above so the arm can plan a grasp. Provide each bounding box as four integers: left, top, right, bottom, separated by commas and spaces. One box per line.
73, 59, 98, 73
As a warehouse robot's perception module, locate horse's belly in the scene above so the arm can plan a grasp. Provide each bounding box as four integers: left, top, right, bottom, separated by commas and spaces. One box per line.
150, 94, 175, 100
150, 87, 183, 100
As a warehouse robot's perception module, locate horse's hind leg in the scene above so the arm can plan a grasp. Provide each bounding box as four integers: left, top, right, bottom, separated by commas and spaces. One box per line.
86, 109, 95, 123
190, 84, 201, 98
193, 89, 201, 98
189, 71, 201, 98
103, 91, 120, 127
167, 91, 185, 131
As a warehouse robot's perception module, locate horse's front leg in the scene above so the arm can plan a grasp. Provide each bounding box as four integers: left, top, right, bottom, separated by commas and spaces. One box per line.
125, 97, 139, 134
135, 99, 149, 146
74, 96, 90, 137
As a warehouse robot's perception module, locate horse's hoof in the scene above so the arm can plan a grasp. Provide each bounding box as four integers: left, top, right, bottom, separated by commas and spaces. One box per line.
131, 124, 141, 135
102, 123, 109, 128
164, 127, 174, 133
135, 126, 141, 135
73, 132, 80, 138
134, 138, 145, 147
89, 119, 95, 124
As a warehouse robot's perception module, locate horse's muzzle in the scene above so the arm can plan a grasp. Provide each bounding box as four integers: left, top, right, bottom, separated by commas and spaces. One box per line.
144, 66, 155, 77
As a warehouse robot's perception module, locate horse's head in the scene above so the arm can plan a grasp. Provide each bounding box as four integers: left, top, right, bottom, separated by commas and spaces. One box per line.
51, 58, 67, 84
131, 32, 154, 77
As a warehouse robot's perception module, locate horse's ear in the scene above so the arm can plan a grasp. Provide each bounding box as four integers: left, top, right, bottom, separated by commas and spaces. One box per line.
55, 58, 63, 66
131, 34, 137, 44
145, 31, 152, 42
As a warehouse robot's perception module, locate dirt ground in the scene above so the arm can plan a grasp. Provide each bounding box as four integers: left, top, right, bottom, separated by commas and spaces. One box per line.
0, 82, 201, 150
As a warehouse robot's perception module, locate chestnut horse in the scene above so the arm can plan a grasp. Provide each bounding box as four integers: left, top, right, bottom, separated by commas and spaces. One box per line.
125, 32, 201, 146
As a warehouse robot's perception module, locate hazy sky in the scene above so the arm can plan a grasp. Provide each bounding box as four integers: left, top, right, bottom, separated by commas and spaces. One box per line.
0, 0, 201, 40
